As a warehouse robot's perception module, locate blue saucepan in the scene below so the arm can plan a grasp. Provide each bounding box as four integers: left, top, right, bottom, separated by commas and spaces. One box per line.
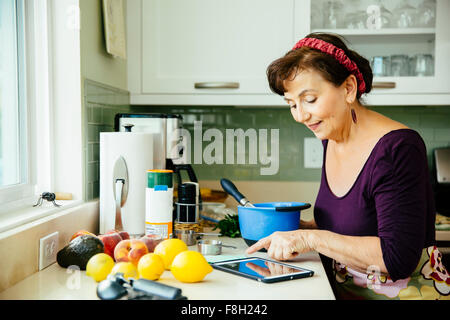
220, 178, 311, 248
238, 202, 311, 247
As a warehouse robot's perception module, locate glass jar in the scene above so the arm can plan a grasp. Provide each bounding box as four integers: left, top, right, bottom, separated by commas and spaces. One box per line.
371, 56, 391, 77
390, 54, 410, 76
410, 54, 434, 76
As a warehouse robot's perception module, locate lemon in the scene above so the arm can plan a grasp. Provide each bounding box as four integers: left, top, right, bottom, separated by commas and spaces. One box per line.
137, 253, 165, 280
109, 262, 138, 279
170, 250, 213, 283
86, 253, 115, 282
154, 238, 188, 270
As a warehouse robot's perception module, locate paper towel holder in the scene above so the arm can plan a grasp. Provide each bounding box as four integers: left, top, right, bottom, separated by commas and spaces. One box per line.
113, 156, 129, 231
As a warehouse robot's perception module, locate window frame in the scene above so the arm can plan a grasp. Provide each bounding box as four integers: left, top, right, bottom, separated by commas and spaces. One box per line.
0, 0, 84, 218
0, 0, 35, 208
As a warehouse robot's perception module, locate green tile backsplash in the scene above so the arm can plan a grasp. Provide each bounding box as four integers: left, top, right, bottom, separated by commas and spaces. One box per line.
130, 104, 450, 182
83, 79, 130, 200
82, 86, 450, 201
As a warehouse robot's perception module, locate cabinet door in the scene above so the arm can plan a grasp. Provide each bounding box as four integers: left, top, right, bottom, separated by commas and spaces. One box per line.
141, 0, 295, 95
295, 0, 450, 98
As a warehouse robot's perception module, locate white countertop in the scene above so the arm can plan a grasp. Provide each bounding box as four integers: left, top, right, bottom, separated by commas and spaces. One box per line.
0, 235, 335, 300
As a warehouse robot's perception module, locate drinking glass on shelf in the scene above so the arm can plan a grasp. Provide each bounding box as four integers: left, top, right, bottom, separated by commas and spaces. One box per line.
344, 0, 365, 29
346, 10, 366, 29
371, 56, 391, 77
390, 55, 410, 77
323, 0, 344, 29
416, 0, 436, 28
410, 54, 434, 76
367, 0, 393, 29
311, 0, 324, 29
392, 0, 418, 28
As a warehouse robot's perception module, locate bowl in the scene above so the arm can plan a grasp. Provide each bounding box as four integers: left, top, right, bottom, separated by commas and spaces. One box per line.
199, 202, 228, 222
238, 202, 310, 248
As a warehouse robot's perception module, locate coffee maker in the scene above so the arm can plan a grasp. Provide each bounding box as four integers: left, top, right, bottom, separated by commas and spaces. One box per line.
114, 113, 199, 185
99, 113, 200, 236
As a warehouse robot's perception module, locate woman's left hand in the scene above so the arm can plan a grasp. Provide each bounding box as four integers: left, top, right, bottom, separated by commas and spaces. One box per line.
245, 230, 314, 261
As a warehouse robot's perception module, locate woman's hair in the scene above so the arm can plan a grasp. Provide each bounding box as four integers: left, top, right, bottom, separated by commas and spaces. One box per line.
267, 33, 373, 100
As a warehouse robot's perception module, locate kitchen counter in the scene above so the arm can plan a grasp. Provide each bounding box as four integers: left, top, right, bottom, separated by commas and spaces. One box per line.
0, 235, 335, 300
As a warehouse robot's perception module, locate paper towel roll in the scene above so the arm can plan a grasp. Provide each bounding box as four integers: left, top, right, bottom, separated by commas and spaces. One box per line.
99, 132, 155, 236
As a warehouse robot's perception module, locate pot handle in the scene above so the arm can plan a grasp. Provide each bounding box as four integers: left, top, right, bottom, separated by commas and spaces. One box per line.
221, 178, 245, 204
275, 203, 311, 212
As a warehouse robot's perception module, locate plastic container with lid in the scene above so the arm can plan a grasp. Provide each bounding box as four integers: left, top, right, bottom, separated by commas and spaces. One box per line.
145, 170, 174, 240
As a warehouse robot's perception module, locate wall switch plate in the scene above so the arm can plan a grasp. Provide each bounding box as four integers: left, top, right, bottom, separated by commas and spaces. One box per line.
39, 232, 59, 270
304, 137, 323, 168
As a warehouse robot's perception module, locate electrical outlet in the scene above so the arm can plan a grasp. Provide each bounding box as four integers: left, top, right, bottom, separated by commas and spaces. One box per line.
39, 232, 59, 270
304, 137, 323, 168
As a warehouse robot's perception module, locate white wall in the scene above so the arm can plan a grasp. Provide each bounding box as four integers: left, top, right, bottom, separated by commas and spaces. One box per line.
80, 0, 128, 91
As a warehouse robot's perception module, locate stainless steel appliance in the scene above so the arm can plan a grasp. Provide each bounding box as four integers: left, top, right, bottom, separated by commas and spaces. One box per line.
432, 147, 450, 265
433, 147, 450, 217
114, 113, 198, 186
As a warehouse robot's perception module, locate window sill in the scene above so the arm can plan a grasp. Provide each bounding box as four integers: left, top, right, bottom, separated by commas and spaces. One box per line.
0, 199, 84, 237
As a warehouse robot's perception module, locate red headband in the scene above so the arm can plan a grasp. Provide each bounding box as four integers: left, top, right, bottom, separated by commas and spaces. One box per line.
292, 38, 366, 95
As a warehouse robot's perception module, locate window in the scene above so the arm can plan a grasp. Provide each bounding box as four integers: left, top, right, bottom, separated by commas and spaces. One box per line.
0, 0, 84, 220
0, 0, 33, 207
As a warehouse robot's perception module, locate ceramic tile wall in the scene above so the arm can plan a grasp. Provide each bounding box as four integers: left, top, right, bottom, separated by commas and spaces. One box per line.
84, 80, 130, 200
129, 105, 450, 181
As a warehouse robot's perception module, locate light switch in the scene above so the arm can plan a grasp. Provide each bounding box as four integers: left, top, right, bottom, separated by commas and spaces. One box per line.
304, 137, 323, 168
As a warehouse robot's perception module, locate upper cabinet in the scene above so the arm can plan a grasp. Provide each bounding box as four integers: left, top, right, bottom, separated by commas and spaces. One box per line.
304, 0, 450, 105
128, 0, 295, 106
128, 0, 450, 106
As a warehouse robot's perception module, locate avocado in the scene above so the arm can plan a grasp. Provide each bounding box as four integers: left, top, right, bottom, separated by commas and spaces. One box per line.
57, 234, 104, 270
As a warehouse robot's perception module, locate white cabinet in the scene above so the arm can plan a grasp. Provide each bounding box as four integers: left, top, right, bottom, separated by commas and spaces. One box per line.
302, 0, 450, 105
128, 0, 450, 106
128, 0, 296, 106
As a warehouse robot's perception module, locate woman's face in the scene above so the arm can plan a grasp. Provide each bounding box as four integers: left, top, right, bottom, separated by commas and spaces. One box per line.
283, 69, 352, 141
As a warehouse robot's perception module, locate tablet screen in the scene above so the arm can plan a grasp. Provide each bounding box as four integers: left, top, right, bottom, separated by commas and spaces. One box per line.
215, 258, 310, 280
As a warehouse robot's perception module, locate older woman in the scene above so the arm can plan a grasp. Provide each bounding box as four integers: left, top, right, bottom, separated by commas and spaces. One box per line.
246, 33, 449, 300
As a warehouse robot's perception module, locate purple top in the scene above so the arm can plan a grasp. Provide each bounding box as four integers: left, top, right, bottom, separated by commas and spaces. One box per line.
314, 129, 436, 281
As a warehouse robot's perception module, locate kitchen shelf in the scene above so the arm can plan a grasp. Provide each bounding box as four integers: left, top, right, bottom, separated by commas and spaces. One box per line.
311, 28, 436, 36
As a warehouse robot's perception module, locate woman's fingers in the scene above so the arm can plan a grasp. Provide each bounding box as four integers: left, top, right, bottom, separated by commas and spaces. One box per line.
245, 236, 271, 254
283, 246, 297, 260
246, 230, 311, 259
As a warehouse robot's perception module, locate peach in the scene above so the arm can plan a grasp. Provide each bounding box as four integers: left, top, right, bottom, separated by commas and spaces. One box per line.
140, 234, 163, 253
70, 230, 96, 242
106, 230, 130, 240
98, 232, 123, 260
118, 231, 130, 240
114, 239, 148, 266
